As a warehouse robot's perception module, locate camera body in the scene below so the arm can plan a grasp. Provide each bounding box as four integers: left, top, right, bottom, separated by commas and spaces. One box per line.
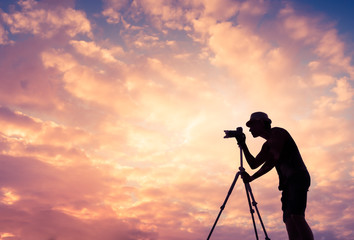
224, 127, 245, 144
224, 127, 243, 138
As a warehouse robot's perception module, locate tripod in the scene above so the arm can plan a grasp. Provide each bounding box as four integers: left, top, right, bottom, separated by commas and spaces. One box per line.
207, 143, 271, 240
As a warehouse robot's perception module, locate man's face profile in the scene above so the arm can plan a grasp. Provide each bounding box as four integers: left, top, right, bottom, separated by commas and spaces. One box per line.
247, 120, 264, 138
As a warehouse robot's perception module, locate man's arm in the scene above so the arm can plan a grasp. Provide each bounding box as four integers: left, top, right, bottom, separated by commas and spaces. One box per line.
241, 143, 265, 169
249, 155, 276, 181
236, 134, 265, 169
243, 129, 287, 182
242, 148, 276, 182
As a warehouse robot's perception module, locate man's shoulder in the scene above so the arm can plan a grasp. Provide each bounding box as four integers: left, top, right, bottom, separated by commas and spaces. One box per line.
271, 127, 288, 134
270, 127, 291, 141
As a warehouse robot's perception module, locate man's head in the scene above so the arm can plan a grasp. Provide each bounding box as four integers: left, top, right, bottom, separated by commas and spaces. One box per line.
246, 112, 272, 137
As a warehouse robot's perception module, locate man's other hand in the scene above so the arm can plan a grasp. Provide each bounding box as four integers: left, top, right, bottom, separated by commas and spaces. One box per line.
241, 172, 253, 183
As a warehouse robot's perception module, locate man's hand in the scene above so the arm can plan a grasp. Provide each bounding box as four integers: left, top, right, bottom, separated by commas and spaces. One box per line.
241, 172, 253, 183
236, 133, 246, 148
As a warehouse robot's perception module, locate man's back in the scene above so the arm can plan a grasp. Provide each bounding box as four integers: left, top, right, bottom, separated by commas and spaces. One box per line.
268, 127, 309, 190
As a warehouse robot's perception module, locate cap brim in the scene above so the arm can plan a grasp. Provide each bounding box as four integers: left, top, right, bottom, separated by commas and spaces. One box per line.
246, 120, 252, 127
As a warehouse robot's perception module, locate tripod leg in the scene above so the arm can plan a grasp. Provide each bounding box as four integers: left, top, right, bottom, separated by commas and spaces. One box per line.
244, 181, 259, 240
245, 182, 271, 240
207, 171, 241, 240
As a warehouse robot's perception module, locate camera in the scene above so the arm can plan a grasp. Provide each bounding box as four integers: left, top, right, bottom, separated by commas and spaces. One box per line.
224, 127, 244, 142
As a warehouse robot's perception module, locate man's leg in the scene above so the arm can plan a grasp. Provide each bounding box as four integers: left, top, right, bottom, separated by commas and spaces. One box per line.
284, 172, 313, 240
291, 214, 314, 240
285, 217, 299, 240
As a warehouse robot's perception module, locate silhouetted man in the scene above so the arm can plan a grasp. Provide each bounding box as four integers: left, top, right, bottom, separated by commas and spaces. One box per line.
239, 112, 314, 240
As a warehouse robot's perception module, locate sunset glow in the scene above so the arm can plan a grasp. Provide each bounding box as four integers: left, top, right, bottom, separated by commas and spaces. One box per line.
0, 0, 353, 239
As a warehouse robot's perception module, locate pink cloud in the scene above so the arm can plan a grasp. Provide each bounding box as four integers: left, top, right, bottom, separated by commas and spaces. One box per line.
0, 24, 11, 44
0, 106, 42, 132
0, 41, 62, 111
70, 40, 124, 63
1, 0, 92, 38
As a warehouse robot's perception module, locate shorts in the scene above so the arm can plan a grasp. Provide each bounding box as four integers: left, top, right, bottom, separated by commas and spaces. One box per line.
281, 171, 310, 223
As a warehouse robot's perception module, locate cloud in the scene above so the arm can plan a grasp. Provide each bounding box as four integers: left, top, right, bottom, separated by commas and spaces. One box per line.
0, 40, 58, 110
0, 106, 42, 133
0, 24, 11, 45
0, 107, 154, 239
0, 1, 95, 116
1, 0, 92, 38
279, 5, 354, 79
69, 40, 125, 64
102, 0, 131, 24
0, 107, 92, 166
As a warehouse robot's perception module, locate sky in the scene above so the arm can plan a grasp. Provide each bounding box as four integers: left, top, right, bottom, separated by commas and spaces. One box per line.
0, 0, 353, 239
